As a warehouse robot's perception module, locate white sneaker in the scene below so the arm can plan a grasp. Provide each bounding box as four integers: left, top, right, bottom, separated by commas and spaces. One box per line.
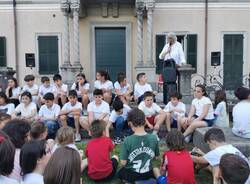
184, 135, 192, 143
75, 133, 81, 142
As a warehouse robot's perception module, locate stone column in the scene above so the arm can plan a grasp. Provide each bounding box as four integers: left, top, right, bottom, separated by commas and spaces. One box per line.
146, 5, 154, 66
136, 2, 144, 67
178, 64, 196, 104
71, 0, 81, 67
61, 0, 70, 66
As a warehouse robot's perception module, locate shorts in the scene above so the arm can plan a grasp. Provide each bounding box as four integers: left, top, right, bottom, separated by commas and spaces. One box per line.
171, 119, 178, 128
92, 158, 118, 182
118, 167, 154, 182
67, 117, 75, 128
157, 175, 167, 184
146, 115, 156, 126
193, 115, 215, 127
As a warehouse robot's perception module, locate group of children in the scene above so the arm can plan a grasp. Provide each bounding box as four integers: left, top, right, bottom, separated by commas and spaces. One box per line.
0, 70, 250, 184
1, 109, 249, 184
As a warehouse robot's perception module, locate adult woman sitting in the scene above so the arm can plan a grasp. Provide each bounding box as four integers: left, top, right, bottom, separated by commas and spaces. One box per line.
179, 85, 215, 142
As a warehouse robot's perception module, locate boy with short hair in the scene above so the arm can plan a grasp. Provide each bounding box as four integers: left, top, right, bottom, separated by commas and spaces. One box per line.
219, 153, 250, 184
134, 73, 154, 104
164, 92, 186, 132
52, 74, 68, 106
191, 128, 249, 184
38, 76, 53, 105
86, 89, 110, 124
22, 74, 39, 103
85, 119, 119, 182
118, 108, 160, 183
107, 99, 131, 144
114, 72, 132, 104
60, 90, 83, 142
138, 91, 166, 136
37, 92, 60, 139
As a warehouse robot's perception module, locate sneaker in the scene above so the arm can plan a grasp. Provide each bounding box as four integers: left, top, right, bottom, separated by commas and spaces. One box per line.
184, 135, 192, 143
114, 137, 122, 145
75, 133, 81, 142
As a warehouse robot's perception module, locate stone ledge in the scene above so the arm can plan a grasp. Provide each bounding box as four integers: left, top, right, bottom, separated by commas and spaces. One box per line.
193, 127, 250, 157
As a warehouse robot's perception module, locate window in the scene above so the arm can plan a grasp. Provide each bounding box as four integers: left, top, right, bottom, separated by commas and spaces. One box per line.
155, 34, 197, 74
38, 36, 59, 75
0, 37, 6, 67
223, 34, 243, 90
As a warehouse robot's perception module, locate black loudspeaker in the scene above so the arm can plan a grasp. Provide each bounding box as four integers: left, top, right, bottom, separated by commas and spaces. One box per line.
25, 53, 35, 68
211, 52, 221, 66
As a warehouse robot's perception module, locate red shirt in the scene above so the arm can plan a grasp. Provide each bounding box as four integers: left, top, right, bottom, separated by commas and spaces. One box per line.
163, 150, 197, 184
85, 136, 114, 180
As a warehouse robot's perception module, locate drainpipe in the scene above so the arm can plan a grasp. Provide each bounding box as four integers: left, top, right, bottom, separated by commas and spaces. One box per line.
204, 0, 208, 79
13, 0, 19, 79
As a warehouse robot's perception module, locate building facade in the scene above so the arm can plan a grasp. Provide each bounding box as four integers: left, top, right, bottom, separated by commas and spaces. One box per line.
0, 0, 249, 91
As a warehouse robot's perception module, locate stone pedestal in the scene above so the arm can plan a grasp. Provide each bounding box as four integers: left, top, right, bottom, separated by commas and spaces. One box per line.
60, 66, 81, 87
178, 64, 195, 104
135, 66, 156, 89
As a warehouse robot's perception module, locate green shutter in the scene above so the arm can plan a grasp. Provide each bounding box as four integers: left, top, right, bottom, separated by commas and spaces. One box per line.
95, 28, 126, 81
223, 34, 243, 90
155, 35, 166, 74
38, 36, 59, 75
187, 34, 197, 72
0, 37, 6, 67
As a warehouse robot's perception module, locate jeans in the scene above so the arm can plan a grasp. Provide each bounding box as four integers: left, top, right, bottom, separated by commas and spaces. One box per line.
44, 120, 60, 139
114, 116, 133, 138
114, 116, 125, 138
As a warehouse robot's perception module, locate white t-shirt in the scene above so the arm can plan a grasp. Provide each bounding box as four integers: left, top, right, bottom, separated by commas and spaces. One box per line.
61, 102, 83, 117
38, 104, 61, 119
159, 41, 186, 65
38, 84, 53, 97
134, 82, 153, 98
114, 81, 131, 95
232, 100, 250, 139
71, 82, 90, 96
87, 100, 110, 119
22, 84, 39, 95
191, 96, 214, 120
0, 175, 19, 184
0, 103, 15, 115
138, 101, 162, 117
164, 101, 186, 120
9, 87, 21, 98
203, 144, 248, 167
22, 173, 43, 184
52, 83, 68, 96
214, 101, 229, 128
52, 143, 79, 153
109, 104, 131, 122
94, 80, 113, 90
15, 102, 37, 117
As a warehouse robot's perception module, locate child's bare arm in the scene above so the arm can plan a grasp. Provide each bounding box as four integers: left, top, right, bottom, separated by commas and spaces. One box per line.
120, 160, 127, 166
192, 155, 209, 165
98, 113, 108, 120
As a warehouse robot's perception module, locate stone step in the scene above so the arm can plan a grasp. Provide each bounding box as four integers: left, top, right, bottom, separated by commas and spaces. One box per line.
193, 127, 250, 158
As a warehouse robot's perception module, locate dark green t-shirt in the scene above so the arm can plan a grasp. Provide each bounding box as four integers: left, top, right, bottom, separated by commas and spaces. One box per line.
120, 133, 159, 173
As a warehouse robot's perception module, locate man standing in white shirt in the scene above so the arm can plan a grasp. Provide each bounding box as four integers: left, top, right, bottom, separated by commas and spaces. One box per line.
159, 32, 186, 67
159, 32, 186, 103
